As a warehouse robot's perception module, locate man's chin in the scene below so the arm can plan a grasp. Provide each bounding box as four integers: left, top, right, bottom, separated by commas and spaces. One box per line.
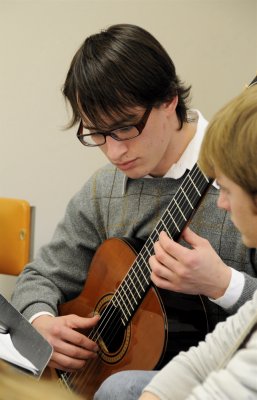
122, 170, 146, 179
241, 234, 254, 249
114, 165, 146, 179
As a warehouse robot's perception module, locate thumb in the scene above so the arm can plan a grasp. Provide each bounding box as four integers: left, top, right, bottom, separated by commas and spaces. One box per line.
71, 313, 100, 329
181, 227, 202, 248
87, 314, 100, 326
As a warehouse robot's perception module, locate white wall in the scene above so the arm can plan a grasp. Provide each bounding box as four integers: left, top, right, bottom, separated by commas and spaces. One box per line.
1, 0, 257, 298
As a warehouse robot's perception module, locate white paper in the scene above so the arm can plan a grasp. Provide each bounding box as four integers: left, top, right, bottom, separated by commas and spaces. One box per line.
0, 333, 38, 374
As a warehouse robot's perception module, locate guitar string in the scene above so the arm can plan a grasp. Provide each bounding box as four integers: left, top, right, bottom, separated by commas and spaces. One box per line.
61, 165, 211, 392
61, 165, 209, 393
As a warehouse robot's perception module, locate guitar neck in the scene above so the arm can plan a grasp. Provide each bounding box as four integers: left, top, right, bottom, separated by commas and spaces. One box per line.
110, 163, 212, 325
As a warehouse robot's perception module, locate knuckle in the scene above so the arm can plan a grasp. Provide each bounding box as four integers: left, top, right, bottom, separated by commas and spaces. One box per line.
75, 334, 86, 347
64, 358, 85, 370
148, 255, 154, 266
177, 269, 189, 279
152, 263, 163, 276
156, 251, 166, 264
184, 252, 196, 267
201, 237, 209, 247
72, 346, 85, 358
51, 324, 62, 336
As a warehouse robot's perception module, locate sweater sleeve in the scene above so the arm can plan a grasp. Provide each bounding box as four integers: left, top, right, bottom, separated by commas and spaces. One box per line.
11, 171, 107, 320
186, 331, 257, 399
227, 271, 257, 314
143, 293, 257, 400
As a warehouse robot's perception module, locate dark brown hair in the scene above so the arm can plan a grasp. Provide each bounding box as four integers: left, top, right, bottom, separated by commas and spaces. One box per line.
63, 24, 191, 130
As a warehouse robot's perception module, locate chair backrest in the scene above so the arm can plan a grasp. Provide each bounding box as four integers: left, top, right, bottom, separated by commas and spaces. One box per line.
0, 198, 35, 275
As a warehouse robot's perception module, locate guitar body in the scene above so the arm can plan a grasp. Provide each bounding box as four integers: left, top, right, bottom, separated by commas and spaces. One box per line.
57, 237, 167, 398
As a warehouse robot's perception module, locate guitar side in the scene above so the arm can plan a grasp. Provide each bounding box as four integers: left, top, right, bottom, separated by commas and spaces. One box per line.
56, 237, 167, 398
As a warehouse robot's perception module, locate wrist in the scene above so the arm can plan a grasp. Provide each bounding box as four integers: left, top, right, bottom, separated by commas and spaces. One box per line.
209, 268, 245, 309
30, 312, 55, 325
208, 264, 232, 300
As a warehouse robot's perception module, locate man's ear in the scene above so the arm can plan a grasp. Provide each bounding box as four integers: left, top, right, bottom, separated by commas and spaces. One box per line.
163, 96, 178, 115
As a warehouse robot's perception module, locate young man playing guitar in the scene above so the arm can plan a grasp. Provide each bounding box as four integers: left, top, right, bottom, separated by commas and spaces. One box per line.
11, 24, 257, 400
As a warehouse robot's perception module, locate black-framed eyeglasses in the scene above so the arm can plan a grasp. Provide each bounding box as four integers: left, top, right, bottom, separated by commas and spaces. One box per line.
77, 106, 152, 147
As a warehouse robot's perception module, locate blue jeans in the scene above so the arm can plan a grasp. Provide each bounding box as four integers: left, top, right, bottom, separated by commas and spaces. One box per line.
94, 370, 157, 400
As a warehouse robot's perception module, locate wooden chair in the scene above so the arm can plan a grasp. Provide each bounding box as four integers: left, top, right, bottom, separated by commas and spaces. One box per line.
0, 197, 35, 276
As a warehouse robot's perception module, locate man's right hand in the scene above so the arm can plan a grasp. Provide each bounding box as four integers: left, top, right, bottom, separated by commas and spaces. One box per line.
149, 228, 232, 299
32, 314, 100, 371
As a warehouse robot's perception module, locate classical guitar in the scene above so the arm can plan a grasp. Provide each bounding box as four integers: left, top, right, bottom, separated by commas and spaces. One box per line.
52, 163, 212, 398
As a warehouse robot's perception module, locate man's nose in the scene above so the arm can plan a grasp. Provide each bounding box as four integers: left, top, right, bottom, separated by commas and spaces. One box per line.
104, 136, 128, 160
217, 191, 230, 212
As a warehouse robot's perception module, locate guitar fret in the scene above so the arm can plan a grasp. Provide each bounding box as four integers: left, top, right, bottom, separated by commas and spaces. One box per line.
166, 209, 180, 232
126, 274, 139, 303
144, 245, 152, 257
180, 187, 194, 209
131, 262, 147, 288
136, 257, 149, 284
188, 175, 201, 196
127, 275, 144, 305
137, 259, 150, 283
128, 274, 141, 299
123, 266, 148, 318
122, 281, 136, 312
150, 230, 159, 244
173, 198, 187, 221
132, 275, 146, 290
160, 219, 170, 232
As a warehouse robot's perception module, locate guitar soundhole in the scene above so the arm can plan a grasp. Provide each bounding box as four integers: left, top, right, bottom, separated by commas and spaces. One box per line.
95, 294, 131, 364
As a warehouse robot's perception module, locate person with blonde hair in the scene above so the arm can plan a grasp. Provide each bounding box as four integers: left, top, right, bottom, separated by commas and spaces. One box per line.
0, 360, 82, 400
139, 84, 257, 399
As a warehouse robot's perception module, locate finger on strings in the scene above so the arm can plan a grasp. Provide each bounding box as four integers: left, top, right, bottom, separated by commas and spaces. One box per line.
158, 231, 189, 260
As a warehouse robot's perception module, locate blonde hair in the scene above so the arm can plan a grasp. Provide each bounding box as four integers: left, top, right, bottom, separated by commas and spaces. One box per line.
0, 360, 82, 400
198, 84, 257, 195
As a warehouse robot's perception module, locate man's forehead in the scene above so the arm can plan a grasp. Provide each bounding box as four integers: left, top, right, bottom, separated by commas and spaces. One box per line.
81, 106, 144, 129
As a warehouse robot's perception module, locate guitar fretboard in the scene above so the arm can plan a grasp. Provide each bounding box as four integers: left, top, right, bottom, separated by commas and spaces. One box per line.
110, 163, 212, 324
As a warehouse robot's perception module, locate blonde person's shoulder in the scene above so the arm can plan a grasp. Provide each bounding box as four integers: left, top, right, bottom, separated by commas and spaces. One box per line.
0, 360, 83, 400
